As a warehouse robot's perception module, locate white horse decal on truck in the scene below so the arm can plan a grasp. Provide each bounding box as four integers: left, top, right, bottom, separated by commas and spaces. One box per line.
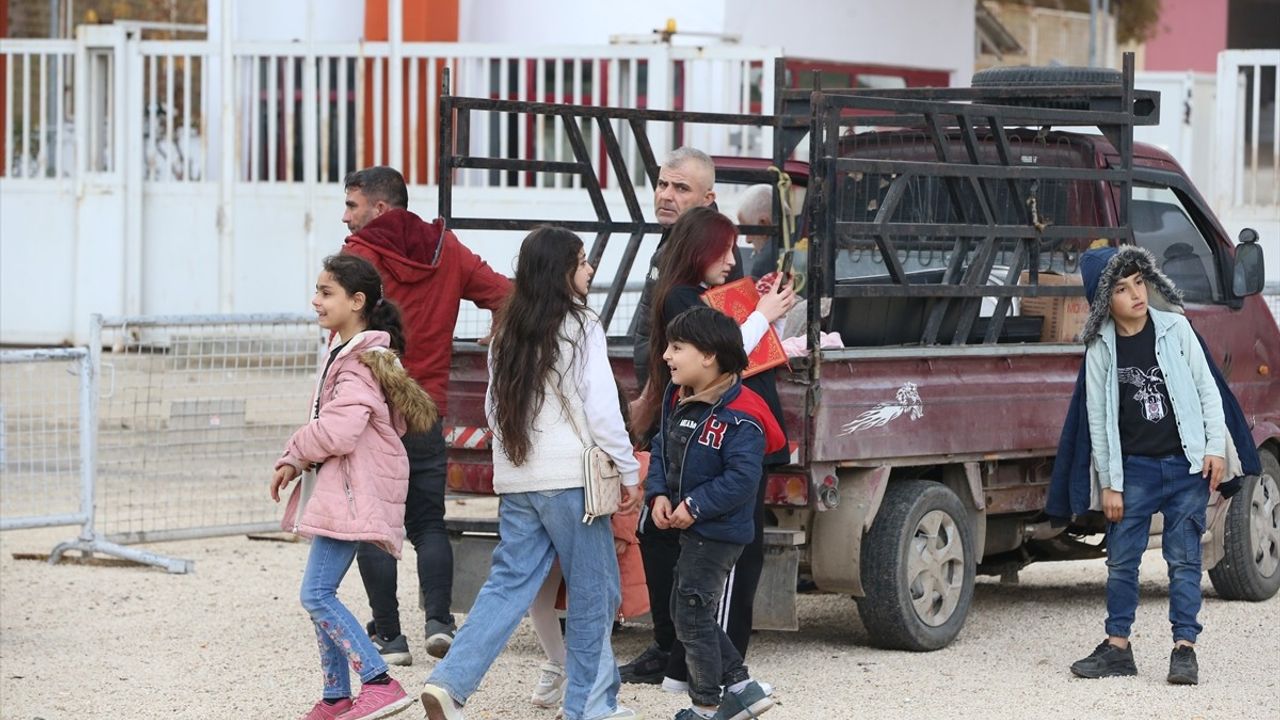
840, 382, 925, 435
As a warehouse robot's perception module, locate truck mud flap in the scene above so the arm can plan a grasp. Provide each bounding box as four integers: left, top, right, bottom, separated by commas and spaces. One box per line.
754, 527, 806, 631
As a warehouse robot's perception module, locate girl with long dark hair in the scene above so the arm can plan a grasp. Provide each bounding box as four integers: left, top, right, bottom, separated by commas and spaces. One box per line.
419, 227, 641, 720
272, 254, 436, 720
624, 206, 794, 693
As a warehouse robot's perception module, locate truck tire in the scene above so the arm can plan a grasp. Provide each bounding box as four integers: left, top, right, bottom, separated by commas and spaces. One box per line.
970, 66, 1122, 88
1208, 449, 1280, 601
855, 480, 976, 651
970, 66, 1121, 111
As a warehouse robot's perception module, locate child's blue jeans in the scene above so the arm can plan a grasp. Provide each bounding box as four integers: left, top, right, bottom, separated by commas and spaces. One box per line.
1104, 454, 1211, 644
301, 535, 389, 699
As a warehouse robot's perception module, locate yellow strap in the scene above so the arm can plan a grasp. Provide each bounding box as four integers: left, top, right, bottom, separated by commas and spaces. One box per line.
767, 165, 795, 264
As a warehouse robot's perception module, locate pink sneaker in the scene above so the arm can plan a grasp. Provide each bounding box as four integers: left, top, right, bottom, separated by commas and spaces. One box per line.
301, 698, 353, 720
338, 679, 414, 720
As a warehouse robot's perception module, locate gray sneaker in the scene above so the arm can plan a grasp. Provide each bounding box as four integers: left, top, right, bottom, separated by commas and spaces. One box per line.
364, 620, 413, 666
425, 618, 456, 659
716, 680, 775, 720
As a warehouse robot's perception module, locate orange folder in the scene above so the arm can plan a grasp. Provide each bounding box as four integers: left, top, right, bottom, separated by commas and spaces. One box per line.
701, 277, 788, 379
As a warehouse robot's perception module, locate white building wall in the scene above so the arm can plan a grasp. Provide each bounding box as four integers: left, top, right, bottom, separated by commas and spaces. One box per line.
459, 0, 728, 44
461, 0, 974, 83
724, 0, 975, 84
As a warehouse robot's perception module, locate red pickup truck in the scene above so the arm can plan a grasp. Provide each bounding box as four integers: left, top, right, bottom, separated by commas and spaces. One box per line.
435, 59, 1278, 651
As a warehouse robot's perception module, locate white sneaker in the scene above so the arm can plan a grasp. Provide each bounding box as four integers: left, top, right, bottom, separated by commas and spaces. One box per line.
420, 682, 466, 720
661, 676, 689, 694
531, 661, 566, 708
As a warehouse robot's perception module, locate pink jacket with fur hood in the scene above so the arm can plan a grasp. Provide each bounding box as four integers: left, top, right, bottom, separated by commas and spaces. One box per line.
277, 331, 437, 558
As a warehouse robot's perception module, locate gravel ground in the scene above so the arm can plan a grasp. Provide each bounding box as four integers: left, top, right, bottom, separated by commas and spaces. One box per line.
2, 499, 1277, 720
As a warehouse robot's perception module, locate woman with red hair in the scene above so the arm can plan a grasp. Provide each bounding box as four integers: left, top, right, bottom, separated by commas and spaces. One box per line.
626, 205, 794, 695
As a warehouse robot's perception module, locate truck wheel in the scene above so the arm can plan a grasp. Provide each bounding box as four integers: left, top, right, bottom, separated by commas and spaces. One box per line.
1208, 450, 1280, 601
855, 480, 975, 651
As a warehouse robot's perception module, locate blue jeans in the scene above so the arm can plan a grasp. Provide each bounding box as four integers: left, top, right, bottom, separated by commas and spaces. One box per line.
301, 535, 389, 699
427, 488, 621, 720
1105, 454, 1211, 644
672, 532, 750, 707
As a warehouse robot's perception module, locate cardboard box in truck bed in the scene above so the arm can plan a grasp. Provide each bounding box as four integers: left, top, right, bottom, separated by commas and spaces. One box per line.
1018, 271, 1089, 343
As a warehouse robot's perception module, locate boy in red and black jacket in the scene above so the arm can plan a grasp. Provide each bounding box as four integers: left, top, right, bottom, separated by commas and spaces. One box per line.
644, 306, 784, 720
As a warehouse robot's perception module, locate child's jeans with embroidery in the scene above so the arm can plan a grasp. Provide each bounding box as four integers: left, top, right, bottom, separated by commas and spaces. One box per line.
301, 535, 389, 699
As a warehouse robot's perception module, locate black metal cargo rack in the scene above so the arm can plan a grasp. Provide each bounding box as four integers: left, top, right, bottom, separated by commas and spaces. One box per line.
435, 53, 1159, 349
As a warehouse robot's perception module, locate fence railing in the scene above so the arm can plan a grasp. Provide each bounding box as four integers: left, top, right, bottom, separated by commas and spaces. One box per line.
1, 31, 780, 187
0, 348, 91, 530
1266, 282, 1280, 326
1213, 50, 1279, 211
92, 313, 324, 545
1, 314, 324, 573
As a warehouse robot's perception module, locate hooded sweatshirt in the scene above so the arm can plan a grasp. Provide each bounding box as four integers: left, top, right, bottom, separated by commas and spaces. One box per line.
343, 209, 512, 418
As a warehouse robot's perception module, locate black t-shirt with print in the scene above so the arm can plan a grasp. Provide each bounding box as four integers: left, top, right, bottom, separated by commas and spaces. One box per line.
1114, 317, 1182, 458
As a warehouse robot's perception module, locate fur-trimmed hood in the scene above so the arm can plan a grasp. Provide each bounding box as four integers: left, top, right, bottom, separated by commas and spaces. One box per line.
1079, 245, 1184, 343
359, 348, 438, 434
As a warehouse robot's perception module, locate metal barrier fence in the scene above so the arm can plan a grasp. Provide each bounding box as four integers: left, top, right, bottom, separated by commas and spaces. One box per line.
91, 314, 324, 554
1266, 282, 1280, 326
0, 348, 91, 531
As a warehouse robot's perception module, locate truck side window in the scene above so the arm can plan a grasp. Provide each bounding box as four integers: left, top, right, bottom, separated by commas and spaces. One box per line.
1131, 185, 1221, 304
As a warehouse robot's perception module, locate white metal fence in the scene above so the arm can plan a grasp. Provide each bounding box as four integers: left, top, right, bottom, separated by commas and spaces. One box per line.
1, 314, 324, 573
0, 348, 90, 530
1213, 50, 1279, 212
92, 314, 324, 545
1, 31, 779, 186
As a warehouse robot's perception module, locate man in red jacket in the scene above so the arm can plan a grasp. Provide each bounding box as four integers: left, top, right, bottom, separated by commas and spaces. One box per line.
341, 166, 512, 664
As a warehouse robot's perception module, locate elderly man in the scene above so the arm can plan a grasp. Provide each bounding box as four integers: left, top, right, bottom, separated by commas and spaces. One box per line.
628, 147, 745, 390
737, 183, 780, 279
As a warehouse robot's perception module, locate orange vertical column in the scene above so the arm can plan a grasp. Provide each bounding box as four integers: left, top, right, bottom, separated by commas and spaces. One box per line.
362, 0, 458, 181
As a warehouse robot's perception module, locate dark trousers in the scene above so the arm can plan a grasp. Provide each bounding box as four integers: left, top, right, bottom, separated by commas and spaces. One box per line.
356, 422, 455, 637
638, 469, 767, 680
672, 532, 750, 707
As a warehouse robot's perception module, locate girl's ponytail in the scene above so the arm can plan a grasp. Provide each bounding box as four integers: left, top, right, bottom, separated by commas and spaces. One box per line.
367, 297, 407, 356
321, 254, 407, 356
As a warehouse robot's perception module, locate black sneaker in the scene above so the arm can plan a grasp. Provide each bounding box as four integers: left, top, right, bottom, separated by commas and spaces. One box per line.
1070, 640, 1138, 678
1167, 645, 1199, 685
618, 642, 669, 684
425, 618, 456, 659
363, 620, 413, 666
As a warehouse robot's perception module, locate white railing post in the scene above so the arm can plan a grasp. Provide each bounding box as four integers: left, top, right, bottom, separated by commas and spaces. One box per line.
123, 28, 144, 315
302, 3, 319, 295
644, 45, 671, 167
388, 0, 404, 173
217, 0, 235, 312
1212, 51, 1239, 217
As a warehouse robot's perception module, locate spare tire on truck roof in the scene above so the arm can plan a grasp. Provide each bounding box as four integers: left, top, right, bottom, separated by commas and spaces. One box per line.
970, 66, 1125, 111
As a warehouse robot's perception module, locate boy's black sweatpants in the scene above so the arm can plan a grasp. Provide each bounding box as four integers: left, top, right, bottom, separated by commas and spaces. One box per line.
638, 467, 768, 681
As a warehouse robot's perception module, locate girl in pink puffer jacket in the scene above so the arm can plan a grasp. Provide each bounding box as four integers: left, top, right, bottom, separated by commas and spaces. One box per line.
271, 254, 436, 720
